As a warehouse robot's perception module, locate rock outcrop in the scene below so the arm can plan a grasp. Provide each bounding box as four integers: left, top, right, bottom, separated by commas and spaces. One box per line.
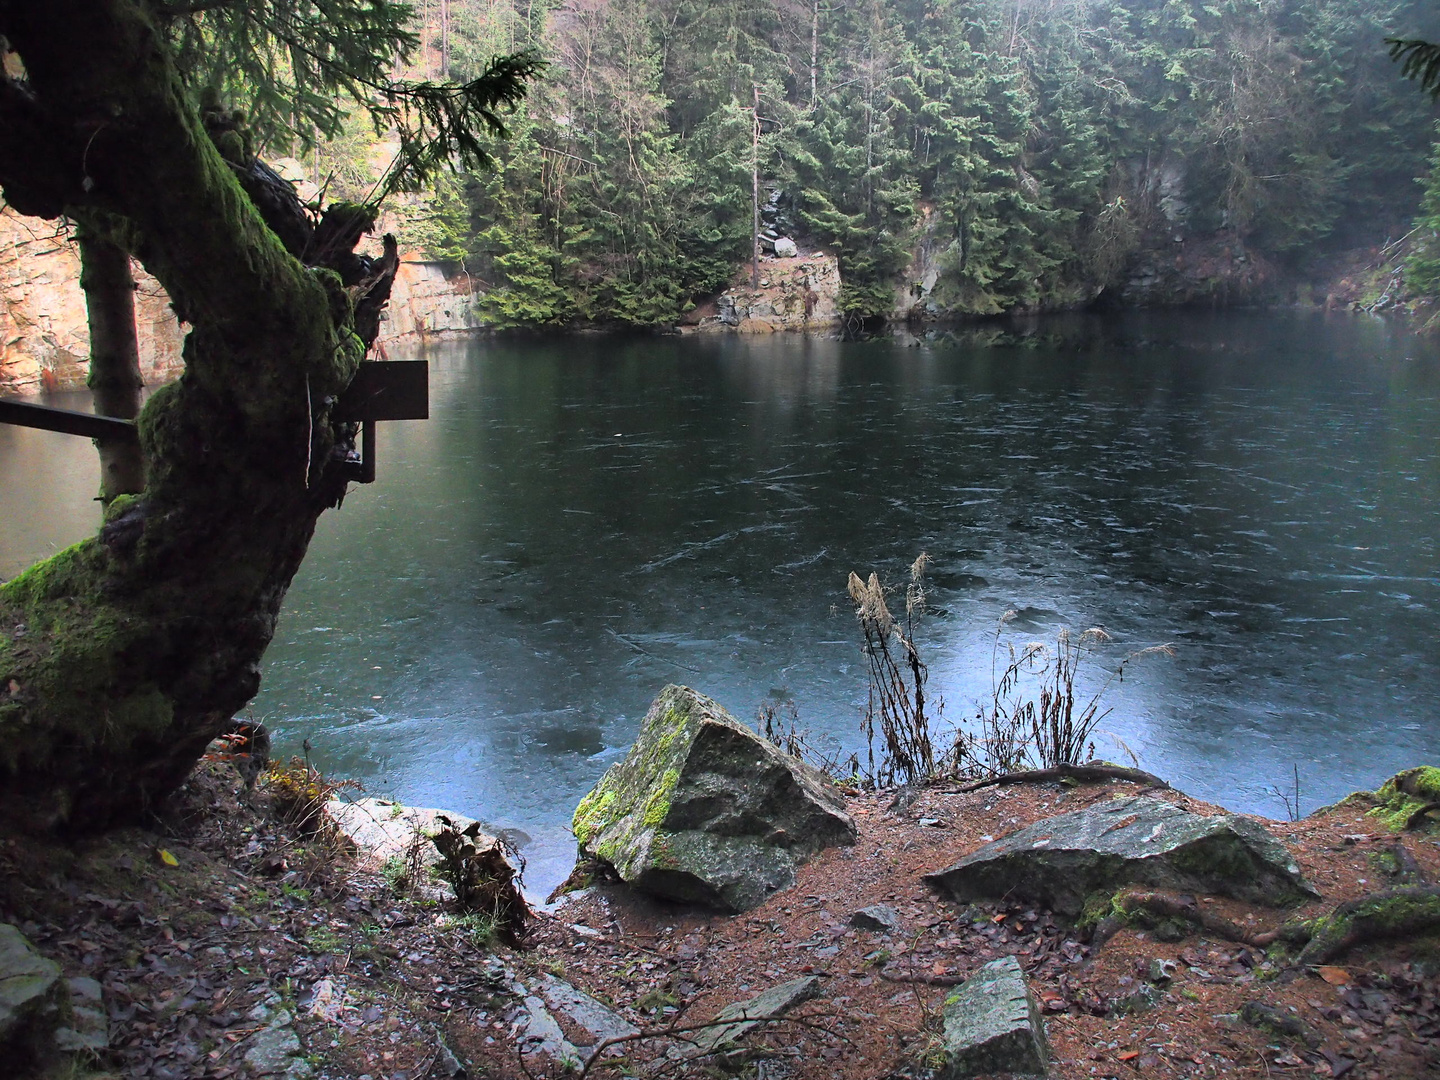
1, 208, 185, 396
925, 796, 1318, 917
939, 956, 1049, 1079
376, 256, 481, 343
687, 250, 842, 333
572, 685, 857, 912
2, 206, 474, 397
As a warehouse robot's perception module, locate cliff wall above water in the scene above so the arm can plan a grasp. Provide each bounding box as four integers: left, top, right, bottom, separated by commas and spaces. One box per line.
0, 210, 476, 397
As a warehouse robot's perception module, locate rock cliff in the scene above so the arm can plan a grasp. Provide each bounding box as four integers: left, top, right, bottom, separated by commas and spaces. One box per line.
0, 209, 185, 396
1, 210, 476, 396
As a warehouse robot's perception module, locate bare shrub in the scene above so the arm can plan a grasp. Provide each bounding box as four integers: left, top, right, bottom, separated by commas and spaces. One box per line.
262, 755, 359, 833
758, 699, 860, 784
847, 554, 936, 787
951, 613, 1175, 778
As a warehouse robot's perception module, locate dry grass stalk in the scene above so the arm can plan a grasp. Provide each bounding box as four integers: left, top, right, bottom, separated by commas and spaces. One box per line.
953, 613, 1175, 778
847, 554, 935, 788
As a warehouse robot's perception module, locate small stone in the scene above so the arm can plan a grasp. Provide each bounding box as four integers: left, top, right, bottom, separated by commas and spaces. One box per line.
1146, 958, 1176, 983
849, 905, 902, 933
1112, 983, 1164, 1016
939, 956, 1048, 1078
1239, 1001, 1321, 1048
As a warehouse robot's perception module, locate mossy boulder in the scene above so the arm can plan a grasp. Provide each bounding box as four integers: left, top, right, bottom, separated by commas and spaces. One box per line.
571, 685, 857, 912
924, 796, 1318, 917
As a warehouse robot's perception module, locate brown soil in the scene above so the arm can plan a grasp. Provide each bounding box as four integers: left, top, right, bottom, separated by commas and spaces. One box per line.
3, 764, 1438, 1080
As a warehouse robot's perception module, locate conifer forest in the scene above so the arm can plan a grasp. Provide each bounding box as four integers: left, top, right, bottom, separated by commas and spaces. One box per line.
316, 0, 1440, 327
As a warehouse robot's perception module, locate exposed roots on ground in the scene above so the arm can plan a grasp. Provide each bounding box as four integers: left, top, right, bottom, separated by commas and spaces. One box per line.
955, 763, 1174, 794
1088, 888, 1274, 949
1284, 886, 1440, 969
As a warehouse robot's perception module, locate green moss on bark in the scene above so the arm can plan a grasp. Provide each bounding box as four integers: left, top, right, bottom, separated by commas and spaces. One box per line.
1365, 766, 1440, 832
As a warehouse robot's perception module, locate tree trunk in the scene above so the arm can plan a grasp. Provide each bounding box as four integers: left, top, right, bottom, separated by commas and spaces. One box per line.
78, 229, 145, 504
0, 0, 397, 831
751, 84, 760, 290
810, 0, 819, 110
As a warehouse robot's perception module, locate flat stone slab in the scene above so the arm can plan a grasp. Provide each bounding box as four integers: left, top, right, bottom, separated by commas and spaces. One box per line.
691, 975, 822, 1055
925, 796, 1318, 916
536, 974, 639, 1048
573, 685, 856, 912
940, 956, 1048, 1078
243, 1009, 313, 1078
0, 922, 64, 1054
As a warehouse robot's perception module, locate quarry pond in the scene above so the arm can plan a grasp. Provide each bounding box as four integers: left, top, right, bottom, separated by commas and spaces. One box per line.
3, 310, 1438, 896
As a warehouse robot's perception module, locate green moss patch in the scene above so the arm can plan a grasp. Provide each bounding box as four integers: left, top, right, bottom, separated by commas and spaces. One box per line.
1367, 766, 1440, 832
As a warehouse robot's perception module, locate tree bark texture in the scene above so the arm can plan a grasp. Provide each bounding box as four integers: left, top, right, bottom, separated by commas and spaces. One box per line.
78, 229, 146, 503
0, 0, 398, 830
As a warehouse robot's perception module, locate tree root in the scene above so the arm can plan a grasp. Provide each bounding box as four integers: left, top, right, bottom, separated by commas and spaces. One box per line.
1089, 888, 1273, 948
1284, 886, 1440, 968
1364, 767, 1440, 832
956, 763, 1173, 794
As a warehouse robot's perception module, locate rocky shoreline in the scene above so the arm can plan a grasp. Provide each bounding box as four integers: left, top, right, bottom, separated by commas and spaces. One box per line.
1, 720, 1438, 1079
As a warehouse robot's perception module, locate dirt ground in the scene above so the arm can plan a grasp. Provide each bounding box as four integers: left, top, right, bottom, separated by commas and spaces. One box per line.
2, 761, 1437, 1080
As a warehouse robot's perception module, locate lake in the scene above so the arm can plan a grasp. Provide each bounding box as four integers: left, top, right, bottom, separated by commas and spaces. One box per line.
3, 310, 1438, 896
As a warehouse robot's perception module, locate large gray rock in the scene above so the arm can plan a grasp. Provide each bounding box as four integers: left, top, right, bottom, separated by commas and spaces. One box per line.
940, 957, 1048, 1078
925, 796, 1318, 916
0, 923, 65, 1057
572, 685, 857, 912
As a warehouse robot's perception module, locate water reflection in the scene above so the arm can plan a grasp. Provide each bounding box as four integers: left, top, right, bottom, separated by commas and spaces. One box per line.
2, 312, 1437, 896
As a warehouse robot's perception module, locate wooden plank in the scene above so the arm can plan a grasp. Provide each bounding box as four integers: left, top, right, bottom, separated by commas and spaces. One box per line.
0, 399, 137, 441
332, 361, 429, 422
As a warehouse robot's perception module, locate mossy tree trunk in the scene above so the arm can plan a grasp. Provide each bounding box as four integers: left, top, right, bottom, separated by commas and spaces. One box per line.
78, 229, 146, 504
0, 0, 396, 829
